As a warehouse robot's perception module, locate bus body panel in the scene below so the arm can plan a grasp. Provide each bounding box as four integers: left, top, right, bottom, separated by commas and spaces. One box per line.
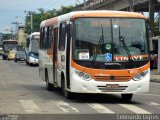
69, 61, 150, 93
70, 71, 150, 93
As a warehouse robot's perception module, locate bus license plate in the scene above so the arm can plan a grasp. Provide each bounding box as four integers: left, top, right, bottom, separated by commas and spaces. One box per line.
106, 84, 119, 88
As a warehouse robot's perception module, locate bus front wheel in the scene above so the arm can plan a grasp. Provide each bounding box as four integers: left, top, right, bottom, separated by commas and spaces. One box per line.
121, 94, 133, 102
61, 75, 73, 99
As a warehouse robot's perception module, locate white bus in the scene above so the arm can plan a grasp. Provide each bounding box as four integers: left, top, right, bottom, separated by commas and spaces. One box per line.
2, 39, 18, 60
39, 11, 150, 101
25, 32, 40, 66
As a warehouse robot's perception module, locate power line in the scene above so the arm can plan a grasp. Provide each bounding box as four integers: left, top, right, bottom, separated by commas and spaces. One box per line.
44, 0, 78, 11
36, 0, 57, 11
44, 0, 60, 10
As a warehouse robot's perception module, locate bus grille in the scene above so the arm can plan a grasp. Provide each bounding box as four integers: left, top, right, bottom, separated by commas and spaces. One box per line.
94, 76, 131, 82
97, 86, 127, 92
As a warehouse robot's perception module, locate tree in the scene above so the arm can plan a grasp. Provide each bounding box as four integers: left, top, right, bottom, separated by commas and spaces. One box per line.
153, 19, 160, 36
24, 6, 74, 34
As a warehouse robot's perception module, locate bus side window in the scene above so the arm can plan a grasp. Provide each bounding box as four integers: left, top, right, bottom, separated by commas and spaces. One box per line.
40, 27, 45, 49
44, 27, 48, 49
58, 22, 66, 51
48, 26, 53, 49
53, 28, 58, 62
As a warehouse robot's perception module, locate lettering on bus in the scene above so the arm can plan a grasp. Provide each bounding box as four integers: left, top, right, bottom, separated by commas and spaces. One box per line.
115, 55, 143, 61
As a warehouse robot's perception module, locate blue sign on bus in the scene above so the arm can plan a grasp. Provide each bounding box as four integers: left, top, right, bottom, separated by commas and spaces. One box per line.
105, 53, 112, 61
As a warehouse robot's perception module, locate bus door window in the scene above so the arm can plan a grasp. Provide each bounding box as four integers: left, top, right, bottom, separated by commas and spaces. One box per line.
44, 27, 48, 49
59, 22, 66, 51
48, 26, 53, 49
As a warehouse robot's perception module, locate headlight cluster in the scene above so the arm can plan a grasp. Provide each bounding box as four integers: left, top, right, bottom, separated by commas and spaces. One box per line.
75, 70, 92, 81
133, 70, 148, 81
30, 53, 34, 57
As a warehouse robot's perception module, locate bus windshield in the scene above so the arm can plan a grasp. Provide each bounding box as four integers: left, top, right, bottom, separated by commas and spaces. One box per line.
73, 18, 148, 63
3, 42, 17, 52
31, 36, 39, 53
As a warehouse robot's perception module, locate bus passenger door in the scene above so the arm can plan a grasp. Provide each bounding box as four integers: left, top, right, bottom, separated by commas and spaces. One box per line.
53, 28, 58, 85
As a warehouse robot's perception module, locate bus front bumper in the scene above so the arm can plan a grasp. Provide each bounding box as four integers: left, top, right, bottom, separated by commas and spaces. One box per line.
70, 72, 150, 94
29, 57, 39, 64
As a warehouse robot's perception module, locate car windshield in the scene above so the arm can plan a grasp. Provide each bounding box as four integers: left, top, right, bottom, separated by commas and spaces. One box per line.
17, 51, 25, 56
73, 18, 148, 62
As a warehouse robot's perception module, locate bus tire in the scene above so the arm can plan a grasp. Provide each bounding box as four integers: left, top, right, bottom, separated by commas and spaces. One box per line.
26, 61, 29, 65
121, 94, 133, 102
3, 57, 6, 60
45, 70, 53, 91
61, 74, 73, 99
29, 63, 32, 66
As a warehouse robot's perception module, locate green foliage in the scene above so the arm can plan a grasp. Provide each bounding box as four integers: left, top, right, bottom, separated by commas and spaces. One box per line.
24, 6, 74, 34
2, 34, 11, 40
153, 19, 160, 36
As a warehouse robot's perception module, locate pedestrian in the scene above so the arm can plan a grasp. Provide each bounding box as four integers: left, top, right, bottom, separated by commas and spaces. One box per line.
150, 51, 154, 70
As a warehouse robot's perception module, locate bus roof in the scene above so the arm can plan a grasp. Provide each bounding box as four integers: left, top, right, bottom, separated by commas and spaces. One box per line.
3, 39, 18, 43
30, 32, 40, 36
40, 10, 147, 27
27, 32, 40, 38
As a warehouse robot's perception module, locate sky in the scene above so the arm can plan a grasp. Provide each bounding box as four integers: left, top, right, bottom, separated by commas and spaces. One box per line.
0, 0, 83, 33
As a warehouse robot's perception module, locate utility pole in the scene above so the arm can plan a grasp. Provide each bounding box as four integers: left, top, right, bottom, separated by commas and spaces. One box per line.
159, 11, 160, 32
12, 16, 21, 40
83, 0, 86, 10
149, 0, 155, 37
24, 11, 33, 33
12, 22, 19, 40
30, 12, 33, 33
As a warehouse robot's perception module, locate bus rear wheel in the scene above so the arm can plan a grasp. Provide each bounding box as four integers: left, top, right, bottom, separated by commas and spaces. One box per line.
45, 71, 53, 91
121, 94, 133, 102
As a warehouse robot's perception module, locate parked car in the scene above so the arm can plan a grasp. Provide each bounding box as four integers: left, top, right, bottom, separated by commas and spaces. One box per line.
14, 50, 25, 62
8, 50, 16, 60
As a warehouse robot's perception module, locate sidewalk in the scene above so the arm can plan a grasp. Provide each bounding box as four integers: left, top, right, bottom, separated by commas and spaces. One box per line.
150, 69, 160, 83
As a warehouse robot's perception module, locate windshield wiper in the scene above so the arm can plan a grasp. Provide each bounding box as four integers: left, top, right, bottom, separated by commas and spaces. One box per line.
91, 25, 104, 66
119, 27, 132, 61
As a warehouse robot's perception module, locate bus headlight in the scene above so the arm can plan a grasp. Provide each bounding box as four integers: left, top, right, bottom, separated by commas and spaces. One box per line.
133, 70, 148, 81
75, 70, 92, 81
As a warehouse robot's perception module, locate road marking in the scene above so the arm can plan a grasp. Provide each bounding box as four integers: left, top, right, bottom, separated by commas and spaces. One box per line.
88, 103, 114, 113
149, 102, 160, 106
54, 100, 79, 113
19, 100, 41, 113
119, 104, 151, 114
135, 93, 160, 97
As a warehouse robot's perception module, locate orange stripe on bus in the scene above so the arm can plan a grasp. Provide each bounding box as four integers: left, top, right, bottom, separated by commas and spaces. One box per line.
47, 50, 53, 56
71, 59, 150, 82
71, 11, 147, 20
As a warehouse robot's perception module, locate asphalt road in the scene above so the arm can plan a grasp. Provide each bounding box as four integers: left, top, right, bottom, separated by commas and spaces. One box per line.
0, 58, 160, 118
